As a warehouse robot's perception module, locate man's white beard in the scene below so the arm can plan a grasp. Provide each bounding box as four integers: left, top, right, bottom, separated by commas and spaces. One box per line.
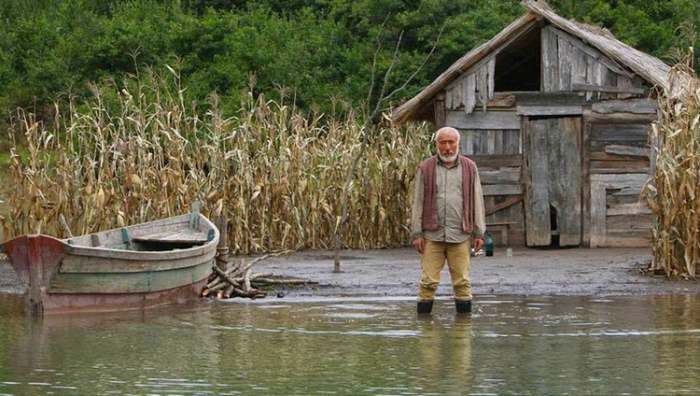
438, 152, 458, 163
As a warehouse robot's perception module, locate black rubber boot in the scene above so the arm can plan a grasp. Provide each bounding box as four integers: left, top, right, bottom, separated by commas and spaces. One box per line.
417, 300, 433, 314
455, 299, 472, 314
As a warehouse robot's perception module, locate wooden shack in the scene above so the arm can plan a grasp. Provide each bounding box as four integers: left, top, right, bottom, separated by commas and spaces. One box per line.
392, 1, 671, 248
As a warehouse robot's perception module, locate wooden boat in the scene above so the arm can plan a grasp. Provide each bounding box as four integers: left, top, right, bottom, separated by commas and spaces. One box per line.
0, 208, 219, 315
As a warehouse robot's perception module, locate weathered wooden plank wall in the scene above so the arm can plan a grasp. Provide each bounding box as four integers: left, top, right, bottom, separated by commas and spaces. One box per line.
459, 129, 520, 156
522, 117, 551, 246
522, 116, 582, 247
447, 110, 519, 130
588, 173, 650, 247
445, 58, 497, 114
541, 26, 645, 100
551, 117, 582, 246
584, 100, 656, 247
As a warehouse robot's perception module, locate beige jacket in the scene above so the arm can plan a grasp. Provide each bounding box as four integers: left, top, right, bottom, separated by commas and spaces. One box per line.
411, 159, 486, 243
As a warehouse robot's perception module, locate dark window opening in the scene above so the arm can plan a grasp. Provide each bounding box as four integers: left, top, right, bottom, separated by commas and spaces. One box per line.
494, 27, 541, 92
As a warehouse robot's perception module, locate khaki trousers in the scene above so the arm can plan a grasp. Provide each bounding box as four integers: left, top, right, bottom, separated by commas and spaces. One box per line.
419, 239, 472, 301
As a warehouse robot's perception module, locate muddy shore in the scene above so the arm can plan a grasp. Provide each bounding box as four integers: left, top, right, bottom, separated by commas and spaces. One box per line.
2, 247, 699, 300
253, 247, 700, 298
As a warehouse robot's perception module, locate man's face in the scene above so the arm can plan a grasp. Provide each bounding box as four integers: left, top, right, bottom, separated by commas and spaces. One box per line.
436, 132, 459, 160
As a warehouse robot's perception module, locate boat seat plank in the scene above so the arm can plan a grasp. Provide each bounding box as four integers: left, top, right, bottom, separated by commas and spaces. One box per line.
132, 230, 208, 245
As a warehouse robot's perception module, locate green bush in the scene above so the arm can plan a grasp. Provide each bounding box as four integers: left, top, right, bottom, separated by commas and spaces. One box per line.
0, 0, 696, 122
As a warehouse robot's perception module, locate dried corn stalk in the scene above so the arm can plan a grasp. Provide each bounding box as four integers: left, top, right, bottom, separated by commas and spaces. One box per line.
2, 68, 432, 254
644, 53, 700, 278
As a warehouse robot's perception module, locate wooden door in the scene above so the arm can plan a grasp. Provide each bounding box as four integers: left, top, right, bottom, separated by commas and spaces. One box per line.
523, 116, 582, 246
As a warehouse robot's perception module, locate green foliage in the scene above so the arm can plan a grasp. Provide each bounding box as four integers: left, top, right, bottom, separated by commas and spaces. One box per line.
550, 0, 700, 67
0, 0, 697, 120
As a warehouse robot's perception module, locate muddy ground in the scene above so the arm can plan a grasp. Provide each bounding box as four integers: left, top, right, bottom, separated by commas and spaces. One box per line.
253, 247, 700, 298
2, 247, 699, 300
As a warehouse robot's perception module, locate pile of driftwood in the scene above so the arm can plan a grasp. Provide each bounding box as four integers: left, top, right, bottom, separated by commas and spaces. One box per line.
202, 252, 312, 299
201, 220, 317, 299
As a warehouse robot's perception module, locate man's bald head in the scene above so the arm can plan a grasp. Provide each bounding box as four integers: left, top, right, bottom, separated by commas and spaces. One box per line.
435, 127, 460, 143
435, 127, 460, 164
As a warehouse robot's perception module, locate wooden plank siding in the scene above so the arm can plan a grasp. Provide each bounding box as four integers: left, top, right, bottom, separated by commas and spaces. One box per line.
591, 98, 657, 114
588, 173, 650, 247
585, 115, 653, 247
522, 116, 582, 247
445, 58, 497, 114
441, 114, 653, 250
447, 111, 520, 130
459, 128, 520, 156
522, 116, 552, 246
541, 25, 559, 92
589, 122, 650, 174
485, 196, 526, 246
541, 26, 646, 100
433, 92, 446, 127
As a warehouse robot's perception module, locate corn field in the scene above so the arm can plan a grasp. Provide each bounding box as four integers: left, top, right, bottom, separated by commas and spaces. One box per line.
644, 58, 700, 278
1, 69, 432, 254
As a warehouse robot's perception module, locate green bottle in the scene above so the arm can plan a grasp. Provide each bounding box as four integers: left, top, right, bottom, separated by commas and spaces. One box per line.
484, 232, 494, 257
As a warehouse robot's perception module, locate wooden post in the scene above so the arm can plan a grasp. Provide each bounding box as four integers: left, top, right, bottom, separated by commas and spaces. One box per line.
434, 93, 446, 127
581, 121, 592, 247
215, 215, 229, 272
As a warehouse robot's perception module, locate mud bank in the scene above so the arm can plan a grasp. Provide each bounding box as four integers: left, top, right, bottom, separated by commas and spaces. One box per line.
253, 247, 700, 298
2, 247, 699, 299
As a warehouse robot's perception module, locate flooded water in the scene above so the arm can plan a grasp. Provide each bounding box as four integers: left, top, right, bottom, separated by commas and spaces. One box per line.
1, 295, 699, 395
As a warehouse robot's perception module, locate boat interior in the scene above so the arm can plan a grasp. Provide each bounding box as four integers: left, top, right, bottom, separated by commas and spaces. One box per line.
66, 214, 214, 252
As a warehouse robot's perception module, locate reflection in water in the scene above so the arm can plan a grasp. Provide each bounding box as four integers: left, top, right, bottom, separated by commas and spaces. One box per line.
0, 295, 698, 395
416, 316, 472, 395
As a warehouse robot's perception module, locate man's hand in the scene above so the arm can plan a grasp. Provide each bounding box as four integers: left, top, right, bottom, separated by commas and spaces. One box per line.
473, 237, 484, 251
412, 237, 425, 254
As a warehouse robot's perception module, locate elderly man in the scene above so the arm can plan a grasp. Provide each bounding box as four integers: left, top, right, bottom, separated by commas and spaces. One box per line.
411, 127, 485, 314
